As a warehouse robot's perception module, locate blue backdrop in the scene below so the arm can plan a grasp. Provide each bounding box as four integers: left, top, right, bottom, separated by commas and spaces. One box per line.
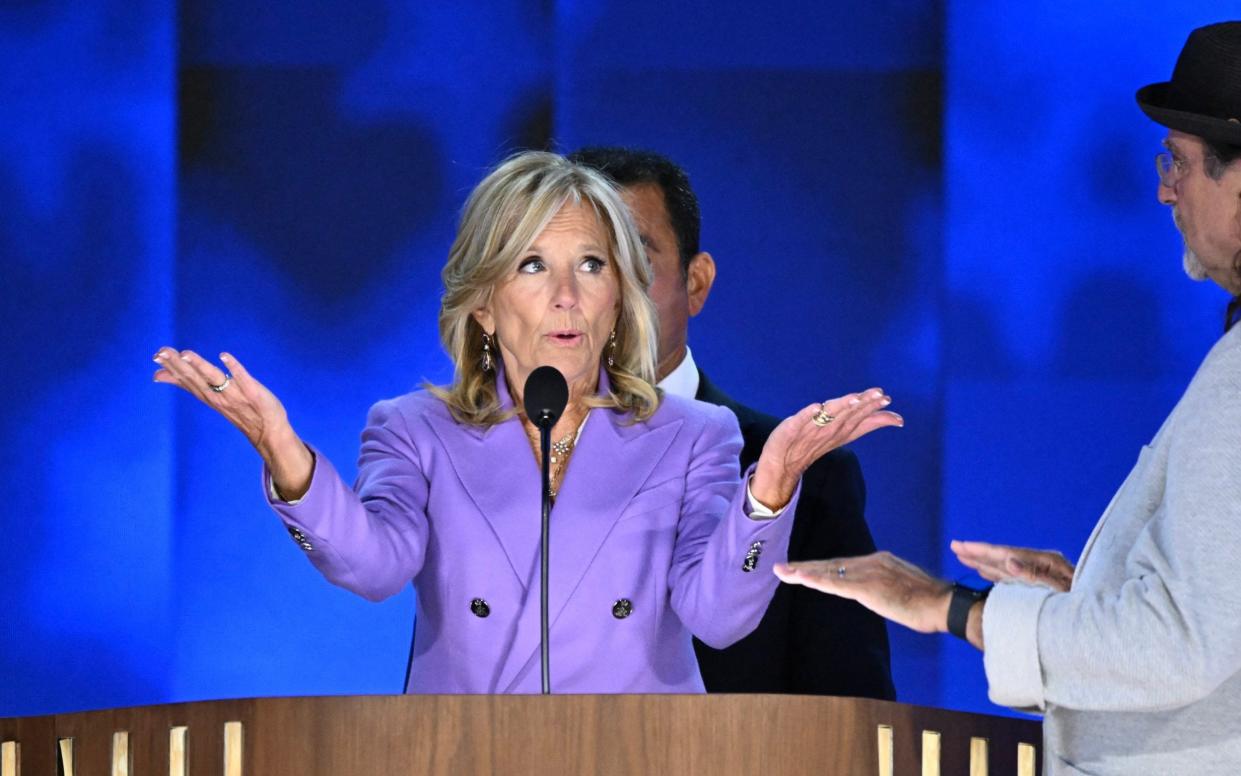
1, 0, 1234, 718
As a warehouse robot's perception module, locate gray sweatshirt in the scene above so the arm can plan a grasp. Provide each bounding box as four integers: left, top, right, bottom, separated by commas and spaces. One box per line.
983, 322, 1241, 775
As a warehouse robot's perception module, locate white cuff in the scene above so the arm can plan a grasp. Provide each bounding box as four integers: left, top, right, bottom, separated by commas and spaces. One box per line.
745, 477, 786, 520
267, 473, 305, 506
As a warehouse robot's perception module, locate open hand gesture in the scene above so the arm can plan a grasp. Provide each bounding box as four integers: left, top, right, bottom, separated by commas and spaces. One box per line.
153, 347, 313, 499
774, 551, 951, 634
751, 388, 902, 510
951, 540, 1074, 592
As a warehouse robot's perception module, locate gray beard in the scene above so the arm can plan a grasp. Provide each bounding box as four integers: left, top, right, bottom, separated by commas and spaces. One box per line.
1174, 211, 1210, 281
1183, 243, 1210, 281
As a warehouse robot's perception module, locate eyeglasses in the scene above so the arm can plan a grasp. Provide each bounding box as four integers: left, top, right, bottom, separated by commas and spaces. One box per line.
1155, 151, 1189, 187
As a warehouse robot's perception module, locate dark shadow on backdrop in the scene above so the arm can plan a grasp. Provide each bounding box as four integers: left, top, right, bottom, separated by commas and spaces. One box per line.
178, 0, 389, 68
179, 67, 447, 306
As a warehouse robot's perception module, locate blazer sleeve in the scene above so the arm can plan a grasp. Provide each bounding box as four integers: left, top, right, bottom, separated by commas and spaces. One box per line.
983, 344, 1241, 712
263, 398, 430, 602
667, 402, 799, 649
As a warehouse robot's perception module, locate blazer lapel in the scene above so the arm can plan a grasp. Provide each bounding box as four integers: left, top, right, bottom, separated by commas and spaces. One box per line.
496, 374, 682, 692
423, 368, 542, 589
547, 406, 682, 621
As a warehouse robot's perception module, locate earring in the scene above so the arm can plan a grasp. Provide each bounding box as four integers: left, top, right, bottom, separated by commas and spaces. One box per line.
481, 332, 493, 373
607, 329, 617, 368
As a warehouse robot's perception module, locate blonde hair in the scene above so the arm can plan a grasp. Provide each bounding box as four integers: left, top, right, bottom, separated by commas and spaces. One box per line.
430, 151, 661, 426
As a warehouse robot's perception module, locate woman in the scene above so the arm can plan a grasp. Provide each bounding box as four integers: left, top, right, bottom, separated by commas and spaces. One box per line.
153, 151, 901, 693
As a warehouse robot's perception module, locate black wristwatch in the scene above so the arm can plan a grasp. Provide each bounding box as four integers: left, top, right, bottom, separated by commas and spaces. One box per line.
947, 583, 992, 641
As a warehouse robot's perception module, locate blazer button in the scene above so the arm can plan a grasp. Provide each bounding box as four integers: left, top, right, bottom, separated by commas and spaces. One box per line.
470, 598, 490, 618
612, 599, 633, 619
287, 525, 314, 552
741, 540, 764, 573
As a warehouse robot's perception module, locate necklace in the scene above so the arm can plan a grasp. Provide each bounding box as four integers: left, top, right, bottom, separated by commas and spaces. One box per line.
524, 413, 588, 498
549, 432, 575, 463
525, 426, 579, 462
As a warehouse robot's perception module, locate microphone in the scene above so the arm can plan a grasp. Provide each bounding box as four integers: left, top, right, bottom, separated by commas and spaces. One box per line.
522, 365, 568, 431
522, 365, 567, 695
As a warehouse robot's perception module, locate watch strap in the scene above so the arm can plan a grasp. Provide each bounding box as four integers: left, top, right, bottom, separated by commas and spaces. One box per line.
947, 583, 991, 640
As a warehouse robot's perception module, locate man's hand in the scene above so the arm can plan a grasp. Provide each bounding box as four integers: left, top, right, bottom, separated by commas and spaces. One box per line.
951, 540, 1074, 592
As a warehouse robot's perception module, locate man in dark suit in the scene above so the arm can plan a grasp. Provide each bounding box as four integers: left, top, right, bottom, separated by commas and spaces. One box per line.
568, 147, 895, 698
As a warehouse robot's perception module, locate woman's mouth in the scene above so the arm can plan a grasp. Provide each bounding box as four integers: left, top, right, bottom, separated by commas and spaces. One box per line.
547, 330, 584, 345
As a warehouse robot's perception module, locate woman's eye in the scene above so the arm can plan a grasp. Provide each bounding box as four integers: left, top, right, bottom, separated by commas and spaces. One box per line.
581, 256, 606, 273
518, 258, 545, 274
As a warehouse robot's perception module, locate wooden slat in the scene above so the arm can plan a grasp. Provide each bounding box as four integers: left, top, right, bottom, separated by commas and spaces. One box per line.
0, 717, 52, 774
168, 726, 188, 776
1017, 742, 1037, 776
111, 731, 129, 776
969, 737, 989, 776
57, 738, 74, 776
921, 730, 940, 776
223, 721, 243, 776
1, 741, 18, 776
876, 724, 893, 776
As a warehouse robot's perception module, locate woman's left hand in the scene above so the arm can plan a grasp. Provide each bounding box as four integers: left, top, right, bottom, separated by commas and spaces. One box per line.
774, 552, 951, 634
750, 388, 902, 510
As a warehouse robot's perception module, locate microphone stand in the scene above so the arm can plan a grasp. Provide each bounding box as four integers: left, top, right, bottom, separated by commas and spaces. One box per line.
536, 409, 553, 695
524, 364, 565, 695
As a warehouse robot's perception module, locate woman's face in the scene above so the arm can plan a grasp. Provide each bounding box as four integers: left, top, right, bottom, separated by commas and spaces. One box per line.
474, 201, 620, 404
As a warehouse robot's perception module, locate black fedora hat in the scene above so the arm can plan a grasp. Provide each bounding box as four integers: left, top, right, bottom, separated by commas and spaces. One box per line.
1137, 21, 1241, 148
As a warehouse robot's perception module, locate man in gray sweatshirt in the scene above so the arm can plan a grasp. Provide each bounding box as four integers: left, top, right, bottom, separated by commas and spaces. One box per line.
776, 21, 1241, 775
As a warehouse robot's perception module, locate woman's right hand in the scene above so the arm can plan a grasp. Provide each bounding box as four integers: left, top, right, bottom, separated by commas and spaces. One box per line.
153, 347, 314, 500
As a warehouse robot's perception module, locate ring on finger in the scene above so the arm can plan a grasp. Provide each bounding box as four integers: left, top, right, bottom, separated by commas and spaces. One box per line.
209, 375, 232, 393
836, 566, 846, 578
812, 405, 835, 427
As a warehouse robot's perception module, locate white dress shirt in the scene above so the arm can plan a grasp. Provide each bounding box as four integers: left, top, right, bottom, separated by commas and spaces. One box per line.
657, 346, 700, 399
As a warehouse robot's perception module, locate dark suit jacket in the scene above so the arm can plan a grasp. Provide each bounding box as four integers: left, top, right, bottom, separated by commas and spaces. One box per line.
692, 370, 896, 699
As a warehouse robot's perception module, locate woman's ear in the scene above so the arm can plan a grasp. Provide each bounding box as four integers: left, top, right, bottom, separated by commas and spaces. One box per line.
471, 307, 494, 335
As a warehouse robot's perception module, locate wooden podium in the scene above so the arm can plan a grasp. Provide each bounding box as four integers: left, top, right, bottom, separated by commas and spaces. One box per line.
1, 694, 1040, 775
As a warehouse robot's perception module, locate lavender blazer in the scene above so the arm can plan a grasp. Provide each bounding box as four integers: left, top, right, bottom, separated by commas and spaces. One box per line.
267, 371, 796, 694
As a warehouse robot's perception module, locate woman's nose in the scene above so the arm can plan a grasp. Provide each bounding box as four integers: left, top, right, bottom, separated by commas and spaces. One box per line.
552, 273, 579, 308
